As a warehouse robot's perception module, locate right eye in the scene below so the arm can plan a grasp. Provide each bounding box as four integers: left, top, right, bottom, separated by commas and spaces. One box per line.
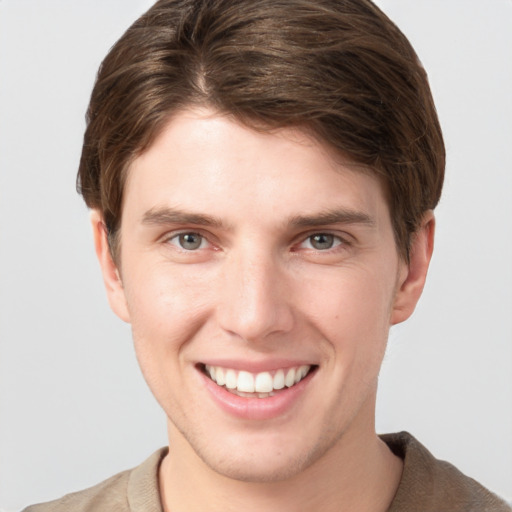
168, 232, 209, 251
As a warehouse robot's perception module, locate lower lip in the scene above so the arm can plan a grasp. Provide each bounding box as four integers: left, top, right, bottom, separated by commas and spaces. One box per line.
199, 368, 315, 421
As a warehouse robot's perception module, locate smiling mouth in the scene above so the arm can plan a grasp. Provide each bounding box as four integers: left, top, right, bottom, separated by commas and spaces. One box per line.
201, 364, 316, 398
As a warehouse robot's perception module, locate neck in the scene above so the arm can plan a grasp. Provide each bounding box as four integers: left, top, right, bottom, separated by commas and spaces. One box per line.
159, 418, 403, 512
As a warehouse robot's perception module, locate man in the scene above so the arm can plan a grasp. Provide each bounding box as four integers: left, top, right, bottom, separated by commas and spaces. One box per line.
23, 0, 511, 510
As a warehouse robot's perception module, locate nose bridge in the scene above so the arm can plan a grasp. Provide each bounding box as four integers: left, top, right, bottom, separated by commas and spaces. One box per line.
218, 243, 293, 341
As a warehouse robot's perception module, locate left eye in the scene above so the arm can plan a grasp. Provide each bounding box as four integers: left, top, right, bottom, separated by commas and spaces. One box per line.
169, 232, 208, 250
302, 233, 342, 250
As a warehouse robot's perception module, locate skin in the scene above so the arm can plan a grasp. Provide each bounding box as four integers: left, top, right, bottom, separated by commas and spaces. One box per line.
92, 107, 434, 512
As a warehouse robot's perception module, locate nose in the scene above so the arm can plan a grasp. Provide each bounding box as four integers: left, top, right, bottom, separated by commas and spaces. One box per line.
217, 248, 294, 342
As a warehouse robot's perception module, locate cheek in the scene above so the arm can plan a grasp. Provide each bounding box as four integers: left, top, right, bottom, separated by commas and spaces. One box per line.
124, 261, 210, 323
297, 264, 397, 402
301, 266, 396, 341
122, 264, 214, 364
122, 267, 214, 411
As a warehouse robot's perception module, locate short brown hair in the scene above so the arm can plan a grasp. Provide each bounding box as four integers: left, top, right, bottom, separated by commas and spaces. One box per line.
77, 0, 445, 260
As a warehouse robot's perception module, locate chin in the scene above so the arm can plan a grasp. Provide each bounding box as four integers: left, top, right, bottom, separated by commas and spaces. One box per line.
203, 451, 313, 483
184, 426, 335, 484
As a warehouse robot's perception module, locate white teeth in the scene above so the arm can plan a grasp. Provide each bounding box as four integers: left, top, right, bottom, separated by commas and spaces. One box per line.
273, 369, 285, 390
295, 365, 309, 383
225, 369, 237, 389
255, 372, 273, 393
237, 371, 255, 393
285, 368, 296, 387
204, 364, 312, 397
235, 390, 256, 398
216, 367, 226, 386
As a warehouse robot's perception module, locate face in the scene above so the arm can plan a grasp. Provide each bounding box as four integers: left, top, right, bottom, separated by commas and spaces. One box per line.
94, 108, 431, 482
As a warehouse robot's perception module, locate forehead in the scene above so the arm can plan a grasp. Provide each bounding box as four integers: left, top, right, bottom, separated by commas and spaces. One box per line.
123, 108, 391, 229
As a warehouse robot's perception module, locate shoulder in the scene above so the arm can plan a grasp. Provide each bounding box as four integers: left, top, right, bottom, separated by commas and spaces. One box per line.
382, 432, 512, 512
22, 471, 130, 512
22, 448, 167, 512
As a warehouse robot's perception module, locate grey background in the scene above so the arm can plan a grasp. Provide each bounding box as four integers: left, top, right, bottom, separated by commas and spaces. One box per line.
1, 1, 511, 510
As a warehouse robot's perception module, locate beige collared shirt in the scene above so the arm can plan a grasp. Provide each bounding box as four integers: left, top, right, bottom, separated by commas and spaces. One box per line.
23, 432, 512, 512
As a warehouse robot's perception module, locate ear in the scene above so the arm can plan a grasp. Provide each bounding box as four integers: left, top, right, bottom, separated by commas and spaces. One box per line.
391, 211, 435, 325
90, 210, 131, 323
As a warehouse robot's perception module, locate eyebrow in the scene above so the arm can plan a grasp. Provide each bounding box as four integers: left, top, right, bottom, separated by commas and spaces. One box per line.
289, 209, 376, 228
141, 207, 227, 228
142, 206, 375, 231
